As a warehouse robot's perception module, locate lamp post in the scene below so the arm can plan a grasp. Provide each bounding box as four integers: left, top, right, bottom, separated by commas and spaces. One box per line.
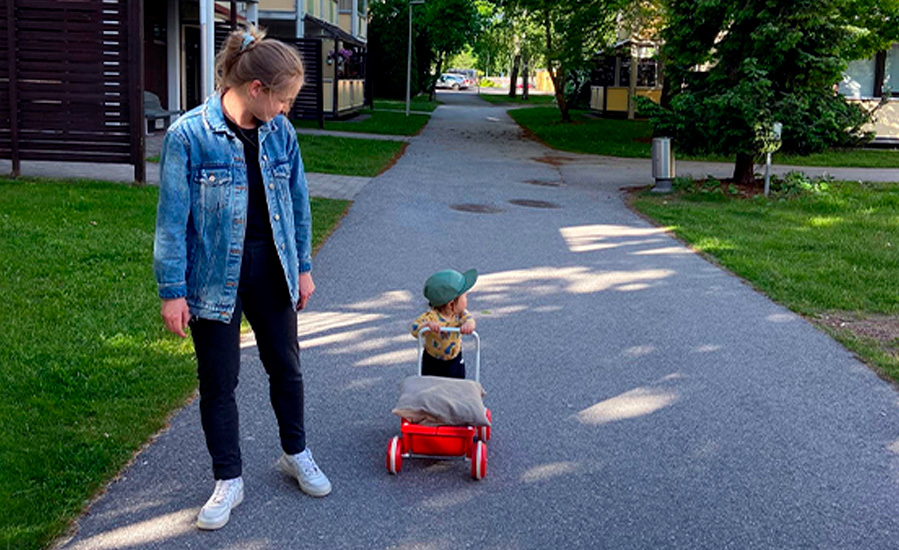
406, 0, 425, 117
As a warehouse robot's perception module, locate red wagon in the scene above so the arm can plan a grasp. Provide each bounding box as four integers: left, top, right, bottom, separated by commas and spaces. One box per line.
386, 328, 491, 480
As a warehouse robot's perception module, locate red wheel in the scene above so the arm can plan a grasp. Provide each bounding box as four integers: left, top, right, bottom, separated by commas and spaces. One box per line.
478, 409, 492, 441
386, 436, 402, 474
471, 441, 487, 480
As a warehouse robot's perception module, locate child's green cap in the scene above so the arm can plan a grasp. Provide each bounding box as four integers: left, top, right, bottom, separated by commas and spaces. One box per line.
423, 269, 478, 307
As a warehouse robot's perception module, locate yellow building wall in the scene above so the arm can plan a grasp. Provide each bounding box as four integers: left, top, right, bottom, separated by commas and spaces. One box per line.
599, 87, 661, 112
853, 100, 899, 139
337, 79, 365, 111
637, 89, 661, 104
339, 13, 351, 33
259, 0, 295, 10
323, 81, 333, 111
258, 0, 340, 23
532, 70, 555, 93
606, 88, 629, 111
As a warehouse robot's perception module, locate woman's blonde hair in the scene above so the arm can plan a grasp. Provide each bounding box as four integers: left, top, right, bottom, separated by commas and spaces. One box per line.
215, 26, 304, 98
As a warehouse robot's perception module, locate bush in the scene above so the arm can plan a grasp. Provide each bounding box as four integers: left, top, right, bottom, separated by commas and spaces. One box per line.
479, 78, 495, 87
770, 171, 832, 198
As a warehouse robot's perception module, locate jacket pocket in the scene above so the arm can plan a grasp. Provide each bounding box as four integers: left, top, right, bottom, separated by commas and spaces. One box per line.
269, 163, 292, 208
195, 166, 232, 214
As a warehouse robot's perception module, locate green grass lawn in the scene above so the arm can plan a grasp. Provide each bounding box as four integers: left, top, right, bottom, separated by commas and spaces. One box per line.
0, 179, 348, 550
478, 93, 556, 106
509, 106, 652, 157
510, 106, 899, 168
149, 135, 407, 178
631, 180, 899, 379
373, 96, 439, 112
298, 134, 407, 177
294, 109, 430, 136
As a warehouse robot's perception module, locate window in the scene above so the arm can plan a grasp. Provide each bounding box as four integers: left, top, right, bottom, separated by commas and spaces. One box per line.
840, 43, 899, 99
616, 58, 658, 88
637, 59, 657, 88
840, 59, 876, 99
884, 43, 899, 96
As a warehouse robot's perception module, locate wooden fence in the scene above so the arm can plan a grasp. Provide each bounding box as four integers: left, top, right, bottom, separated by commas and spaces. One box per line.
290, 38, 324, 128
0, 0, 145, 182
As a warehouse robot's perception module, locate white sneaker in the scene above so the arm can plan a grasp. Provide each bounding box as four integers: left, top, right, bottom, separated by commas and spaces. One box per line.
196, 477, 244, 530
278, 449, 332, 497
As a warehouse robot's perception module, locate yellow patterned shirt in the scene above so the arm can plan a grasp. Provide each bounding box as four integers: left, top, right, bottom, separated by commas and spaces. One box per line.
410, 308, 474, 360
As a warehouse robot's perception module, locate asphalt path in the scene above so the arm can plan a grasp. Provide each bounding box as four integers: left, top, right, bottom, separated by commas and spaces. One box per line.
58, 91, 899, 549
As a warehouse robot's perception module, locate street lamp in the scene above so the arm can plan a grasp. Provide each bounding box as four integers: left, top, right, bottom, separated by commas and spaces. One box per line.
406, 0, 425, 117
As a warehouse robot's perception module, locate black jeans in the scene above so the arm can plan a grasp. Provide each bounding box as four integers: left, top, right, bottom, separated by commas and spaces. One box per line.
421, 351, 465, 379
190, 241, 305, 480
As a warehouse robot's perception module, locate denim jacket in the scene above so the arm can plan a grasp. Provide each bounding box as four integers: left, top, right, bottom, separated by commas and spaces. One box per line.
153, 93, 312, 322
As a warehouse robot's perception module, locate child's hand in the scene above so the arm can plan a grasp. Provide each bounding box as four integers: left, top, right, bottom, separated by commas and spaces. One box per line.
426, 321, 442, 334
460, 321, 475, 334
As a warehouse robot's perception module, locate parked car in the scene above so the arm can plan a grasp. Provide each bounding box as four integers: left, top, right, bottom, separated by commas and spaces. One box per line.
446, 68, 477, 87
436, 73, 468, 90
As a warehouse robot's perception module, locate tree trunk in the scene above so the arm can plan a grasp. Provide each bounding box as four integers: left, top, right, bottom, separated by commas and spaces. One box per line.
549, 66, 570, 122
733, 153, 756, 186
522, 53, 530, 100
429, 53, 444, 102
508, 53, 520, 98
542, 7, 569, 122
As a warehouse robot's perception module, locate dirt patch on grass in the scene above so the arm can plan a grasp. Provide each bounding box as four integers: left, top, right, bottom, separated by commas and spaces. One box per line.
816, 312, 899, 353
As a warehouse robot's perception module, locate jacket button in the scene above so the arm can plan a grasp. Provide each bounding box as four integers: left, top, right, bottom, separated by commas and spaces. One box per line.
274, 214, 280, 221
269, 183, 274, 189
262, 155, 268, 161
209, 175, 215, 182
280, 243, 286, 250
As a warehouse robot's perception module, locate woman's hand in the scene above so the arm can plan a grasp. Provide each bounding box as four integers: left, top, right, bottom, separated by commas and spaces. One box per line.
161, 298, 191, 338
297, 271, 315, 311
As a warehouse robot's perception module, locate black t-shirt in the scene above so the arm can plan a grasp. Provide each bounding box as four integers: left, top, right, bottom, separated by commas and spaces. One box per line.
225, 116, 274, 244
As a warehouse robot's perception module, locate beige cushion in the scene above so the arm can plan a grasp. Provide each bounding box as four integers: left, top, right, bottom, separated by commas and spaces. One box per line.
392, 375, 490, 426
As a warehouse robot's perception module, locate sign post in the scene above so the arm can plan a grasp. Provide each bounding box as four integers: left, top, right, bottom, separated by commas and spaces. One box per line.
764, 122, 783, 197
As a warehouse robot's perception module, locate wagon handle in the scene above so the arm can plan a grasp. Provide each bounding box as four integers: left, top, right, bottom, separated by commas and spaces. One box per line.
417, 327, 480, 383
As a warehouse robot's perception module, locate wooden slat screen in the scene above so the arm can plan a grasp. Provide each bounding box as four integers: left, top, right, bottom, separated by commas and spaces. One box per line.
289, 38, 323, 128
0, 0, 144, 180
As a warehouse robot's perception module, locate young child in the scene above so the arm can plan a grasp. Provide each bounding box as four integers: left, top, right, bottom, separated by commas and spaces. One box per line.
410, 269, 477, 379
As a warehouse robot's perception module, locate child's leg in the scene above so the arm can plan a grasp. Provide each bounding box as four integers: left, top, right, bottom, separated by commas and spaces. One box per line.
422, 352, 466, 379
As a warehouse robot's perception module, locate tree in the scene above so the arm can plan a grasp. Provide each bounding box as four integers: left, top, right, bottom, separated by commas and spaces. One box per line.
423, 0, 481, 100
368, 0, 480, 100
497, 0, 625, 120
647, 0, 899, 185
368, 0, 420, 99
617, 0, 666, 118
470, 0, 512, 77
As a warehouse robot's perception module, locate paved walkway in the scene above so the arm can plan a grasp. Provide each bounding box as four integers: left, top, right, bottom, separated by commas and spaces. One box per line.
48, 93, 899, 550
2, 119, 897, 203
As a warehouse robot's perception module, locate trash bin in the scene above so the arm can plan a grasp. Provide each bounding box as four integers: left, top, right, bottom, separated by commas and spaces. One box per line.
651, 137, 675, 193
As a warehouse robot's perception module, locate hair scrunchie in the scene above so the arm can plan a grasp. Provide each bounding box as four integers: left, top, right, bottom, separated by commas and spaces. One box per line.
240, 32, 255, 52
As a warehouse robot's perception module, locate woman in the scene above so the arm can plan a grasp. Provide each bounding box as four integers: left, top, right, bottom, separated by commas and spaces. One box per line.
153, 26, 330, 531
